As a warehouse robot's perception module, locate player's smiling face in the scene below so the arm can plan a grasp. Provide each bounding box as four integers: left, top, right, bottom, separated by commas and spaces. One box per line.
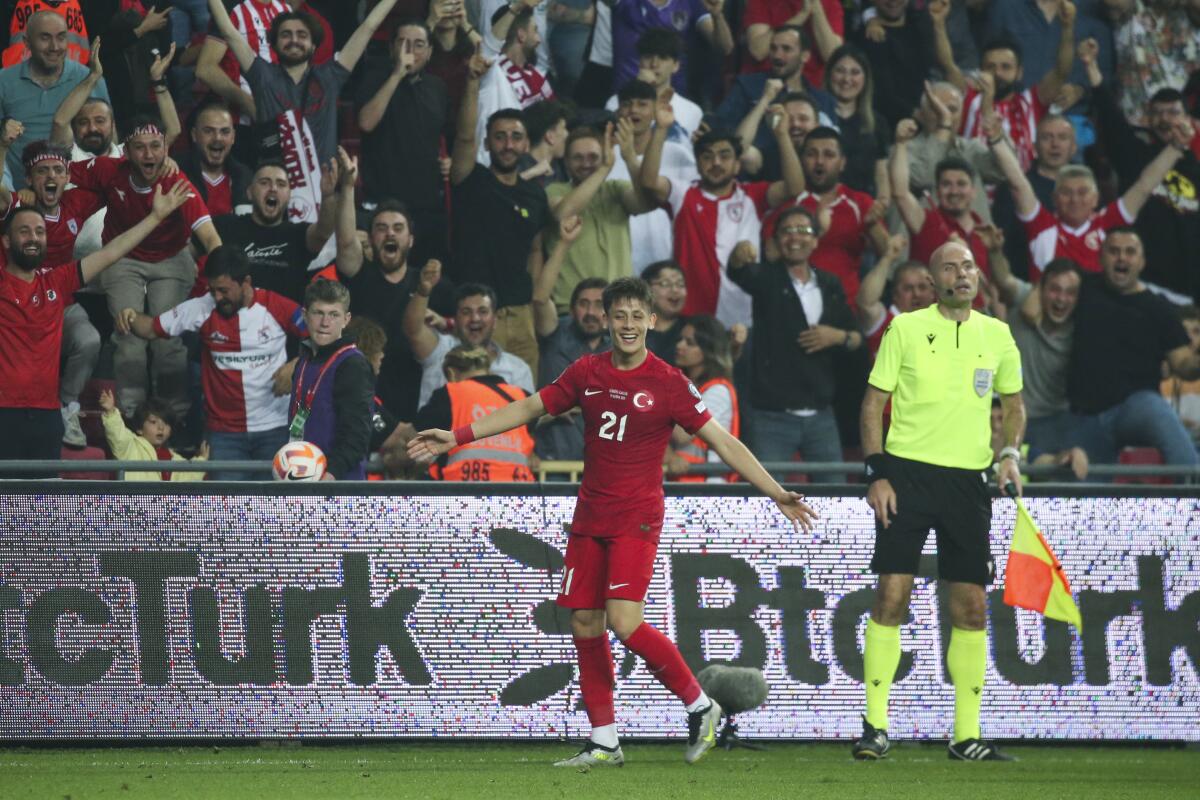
607, 297, 655, 356
29, 161, 68, 209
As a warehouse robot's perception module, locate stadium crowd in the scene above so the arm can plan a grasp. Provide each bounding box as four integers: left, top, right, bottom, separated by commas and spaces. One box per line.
1, 0, 1200, 481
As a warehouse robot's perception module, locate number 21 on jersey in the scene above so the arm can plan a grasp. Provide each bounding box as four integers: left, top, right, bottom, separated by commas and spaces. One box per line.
598, 411, 627, 441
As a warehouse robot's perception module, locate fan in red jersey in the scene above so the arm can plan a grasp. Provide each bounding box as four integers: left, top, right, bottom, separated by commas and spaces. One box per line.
0, 181, 193, 475
409, 277, 817, 769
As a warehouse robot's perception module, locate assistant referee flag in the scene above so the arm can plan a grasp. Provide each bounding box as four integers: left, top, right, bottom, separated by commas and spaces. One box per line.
1003, 499, 1082, 630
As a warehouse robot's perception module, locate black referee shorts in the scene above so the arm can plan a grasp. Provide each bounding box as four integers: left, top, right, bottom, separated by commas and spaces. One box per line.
870, 454, 995, 585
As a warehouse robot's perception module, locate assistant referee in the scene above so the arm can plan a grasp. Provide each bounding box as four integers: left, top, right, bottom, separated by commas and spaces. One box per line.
853, 240, 1025, 762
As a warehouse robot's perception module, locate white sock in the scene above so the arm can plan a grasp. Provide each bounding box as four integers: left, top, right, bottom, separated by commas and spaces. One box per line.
590, 723, 618, 749
685, 690, 711, 714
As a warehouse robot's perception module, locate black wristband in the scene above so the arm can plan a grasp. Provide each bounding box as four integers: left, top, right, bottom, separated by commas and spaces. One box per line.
864, 453, 888, 484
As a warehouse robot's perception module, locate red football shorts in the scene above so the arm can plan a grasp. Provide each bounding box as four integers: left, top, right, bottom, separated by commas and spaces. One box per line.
556, 532, 660, 609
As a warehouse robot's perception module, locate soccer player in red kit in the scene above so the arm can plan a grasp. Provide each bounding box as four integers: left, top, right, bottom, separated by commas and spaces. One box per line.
409, 277, 817, 768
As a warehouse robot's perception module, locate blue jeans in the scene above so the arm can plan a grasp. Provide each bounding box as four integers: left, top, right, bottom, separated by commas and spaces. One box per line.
170, 0, 210, 48
749, 407, 843, 482
1073, 390, 1199, 466
207, 427, 288, 481
1026, 410, 1082, 459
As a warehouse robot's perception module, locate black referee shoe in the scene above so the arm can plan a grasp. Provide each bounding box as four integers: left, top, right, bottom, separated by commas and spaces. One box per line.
948, 738, 1015, 761
851, 716, 890, 760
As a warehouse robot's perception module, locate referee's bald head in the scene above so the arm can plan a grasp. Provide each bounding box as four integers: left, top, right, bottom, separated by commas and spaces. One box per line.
929, 239, 973, 270
929, 239, 979, 307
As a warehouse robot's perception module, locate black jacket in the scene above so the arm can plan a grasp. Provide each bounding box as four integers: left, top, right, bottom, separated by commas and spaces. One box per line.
297, 334, 375, 479
727, 260, 858, 411
178, 150, 253, 214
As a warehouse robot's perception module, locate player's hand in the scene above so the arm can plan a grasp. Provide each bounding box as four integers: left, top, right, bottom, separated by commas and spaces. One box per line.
150, 181, 193, 220
115, 308, 138, 335
0, 117, 23, 147
867, 478, 897, 528
729, 240, 757, 270
149, 42, 176, 82
797, 324, 846, 353
98, 388, 117, 415
272, 359, 297, 397
774, 490, 818, 534
996, 455, 1023, 497
418, 259, 441, 296
655, 88, 676, 130
407, 428, 457, 462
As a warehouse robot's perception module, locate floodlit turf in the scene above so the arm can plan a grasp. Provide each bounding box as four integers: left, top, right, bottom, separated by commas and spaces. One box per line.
2, 742, 1197, 800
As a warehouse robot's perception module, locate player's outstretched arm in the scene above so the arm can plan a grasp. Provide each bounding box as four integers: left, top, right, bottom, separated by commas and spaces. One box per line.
695, 419, 818, 533
408, 392, 548, 463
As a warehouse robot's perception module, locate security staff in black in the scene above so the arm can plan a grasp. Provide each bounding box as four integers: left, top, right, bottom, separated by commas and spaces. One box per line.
854, 241, 1025, 763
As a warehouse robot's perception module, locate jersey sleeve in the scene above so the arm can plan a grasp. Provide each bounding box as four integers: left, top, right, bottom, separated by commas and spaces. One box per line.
868, 317, 903, 392
65, 187, 106, 220
1020, 201, 1056, 232
68, 156, 116, 192
743, 181, 774, 218
154, 295, 216, 338
669, 369, 713, 435
174, 177, 213, 231
45, 261, 83, 296
263, 290, 306, 337
741, 0, 770, 27
664, 175, 691, 217
1099, 199, 1135, 229
538, 356, 586, 416
994, 322, 1023, 395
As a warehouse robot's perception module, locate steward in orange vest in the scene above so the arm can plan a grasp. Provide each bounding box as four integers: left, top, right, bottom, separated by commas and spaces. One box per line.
3, 0, 89, 68
669, 316, 741, 482
418, 345, 535, 482
675, 377, 740, 482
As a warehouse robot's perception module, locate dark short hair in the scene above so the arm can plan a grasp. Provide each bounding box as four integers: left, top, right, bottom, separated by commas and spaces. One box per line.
1149, 87, 1186, 106
802, 125, 842, 153
570, 277, 608, 308
524, 99, 570, 144
1104, 225, 1142, 243
392, 17, 431, 41
602, 276, 653, 314
269, 10, 324, 51
617, 79, 657, 104
21, 140, 70, 174
456, 282, 498, 311
935, 156, 976, 183
772, 24, 810, 52
4, 205, 43, 235
1041, 257, 1083, 285
693, 129, 742, 161
132, 398, 175, 433
636, 27, 682, 61
486, 108, 526, 137
190, 96, 234, 129
779, 91, 820, 118
346, 315, 387, 360
501, 6, 535, 46
642, 259, 684, 285
252, 159, 288, 179
774, 205, 821, 238
981, 35, 1023, 67
369, 199, 415, 234
304, 277, 351, 310
565, 125, 603, 156
204, 246, 252, 284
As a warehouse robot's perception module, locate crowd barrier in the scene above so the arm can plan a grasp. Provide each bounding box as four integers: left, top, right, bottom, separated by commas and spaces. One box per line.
0, 483, 1196, 741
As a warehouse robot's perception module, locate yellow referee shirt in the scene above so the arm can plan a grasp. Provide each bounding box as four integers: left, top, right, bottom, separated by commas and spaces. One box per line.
869, 305, 1023, 470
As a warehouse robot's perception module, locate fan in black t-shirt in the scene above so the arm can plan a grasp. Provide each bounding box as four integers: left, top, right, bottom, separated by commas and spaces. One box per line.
213, 161, 338, 304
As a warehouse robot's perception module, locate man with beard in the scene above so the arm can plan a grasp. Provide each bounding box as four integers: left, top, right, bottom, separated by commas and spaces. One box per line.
213, 157, 343, 304
476, 7, 554, 164
891, 119, 990, 279
180, 99, 252, 219
450, 46, 550, 376
336, 201, 456, 422
641, 94, 805, 327
761, 126, 889, 306
0, 181, 191, 474
0, 139, 105, 446
68, 115, 223, 418
117, 246, 307, 480
933, 0, 1076, 172
544, 123, 654, 312
990, 112, 1191, 279
403, 264, 535, 413
716, 26, 835, 175
728, 205, 861, 477
206, 0, 397, 225
737, 89, 822, 180
0, 11, 111, 190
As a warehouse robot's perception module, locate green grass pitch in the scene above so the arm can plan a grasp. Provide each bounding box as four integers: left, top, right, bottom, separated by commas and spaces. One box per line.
3, 742, 1198, 800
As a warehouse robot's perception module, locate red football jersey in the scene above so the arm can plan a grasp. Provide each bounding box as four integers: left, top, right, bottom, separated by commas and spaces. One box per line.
0, 261, 83, 409
540, 350, 713, 539
6, 188, 105, 265
69, 158, 212, 263
1021, 199, 1133, 279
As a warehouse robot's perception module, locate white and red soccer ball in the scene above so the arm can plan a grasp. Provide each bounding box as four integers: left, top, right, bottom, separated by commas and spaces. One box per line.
272, 441, 327, 481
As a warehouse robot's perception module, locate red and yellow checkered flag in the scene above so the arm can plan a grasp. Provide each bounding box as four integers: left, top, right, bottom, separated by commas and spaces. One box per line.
1003, 499, 1083, 630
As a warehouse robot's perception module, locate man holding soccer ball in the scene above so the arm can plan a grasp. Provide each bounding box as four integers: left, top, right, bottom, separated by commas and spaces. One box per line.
409, 277, 818, 767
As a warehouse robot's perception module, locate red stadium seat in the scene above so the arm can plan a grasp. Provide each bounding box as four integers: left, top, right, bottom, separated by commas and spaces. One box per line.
1115, 447, 1170, 485
59, 445, 113, 480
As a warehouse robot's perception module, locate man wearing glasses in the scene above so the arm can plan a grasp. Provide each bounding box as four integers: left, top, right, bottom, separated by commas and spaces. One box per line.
728, 205, 862, 478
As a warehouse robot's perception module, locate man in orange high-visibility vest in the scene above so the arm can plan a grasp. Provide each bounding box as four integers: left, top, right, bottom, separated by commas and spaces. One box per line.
3, 1, 89, 68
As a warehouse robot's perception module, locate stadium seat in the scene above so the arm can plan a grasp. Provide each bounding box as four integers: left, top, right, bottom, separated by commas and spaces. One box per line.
1115, 447, 1170, 485
59, 445, 113, 480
